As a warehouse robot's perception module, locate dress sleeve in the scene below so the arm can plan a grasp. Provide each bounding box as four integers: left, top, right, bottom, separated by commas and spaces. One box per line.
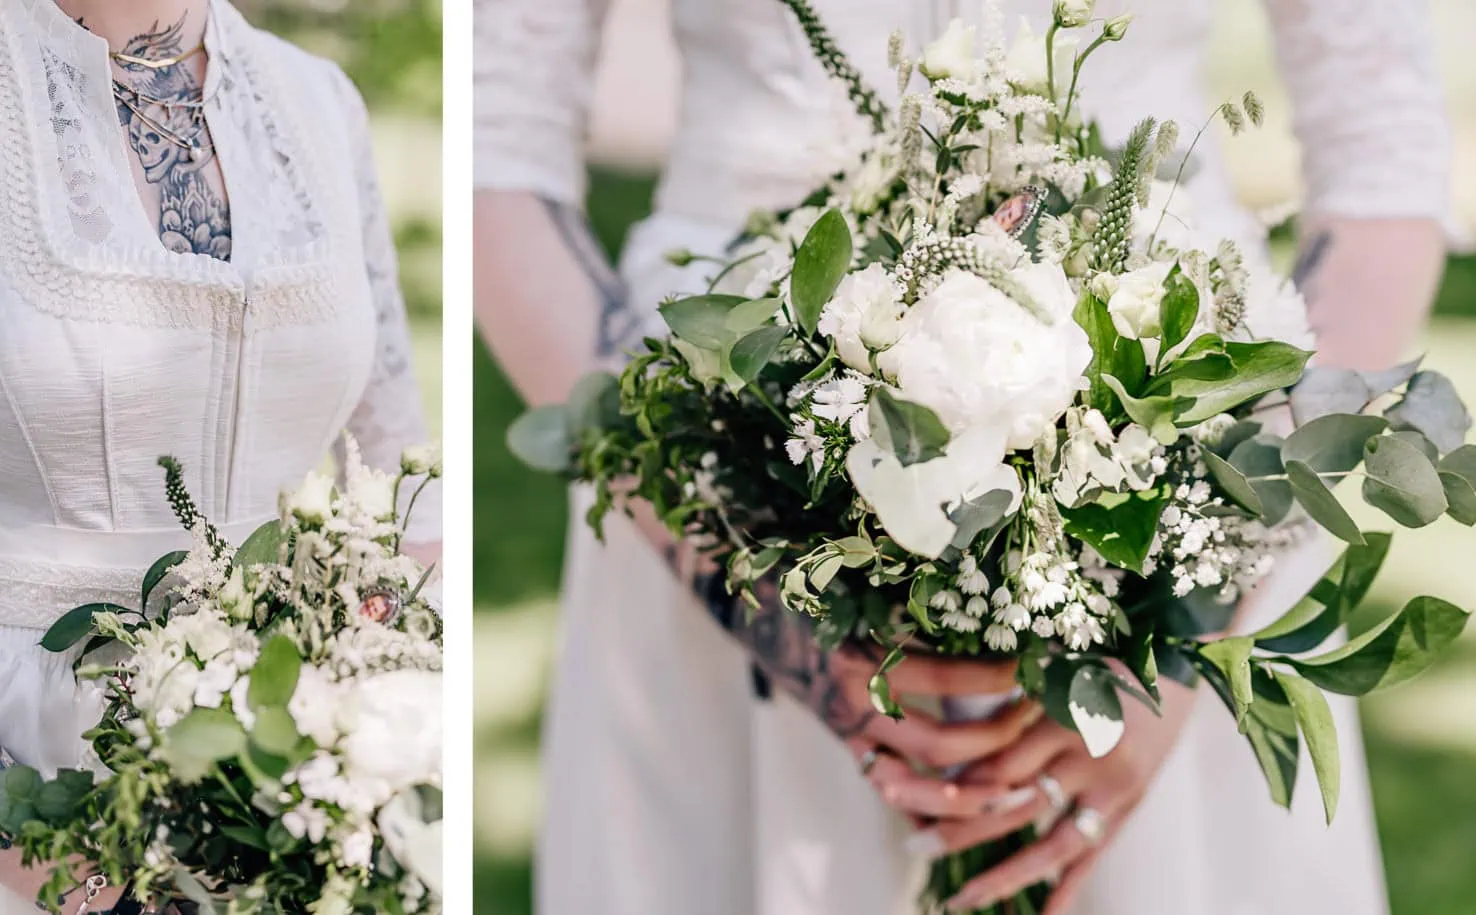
473, 0, 610, 202
1261, 0, 1453, 225
330, 67, 442, 545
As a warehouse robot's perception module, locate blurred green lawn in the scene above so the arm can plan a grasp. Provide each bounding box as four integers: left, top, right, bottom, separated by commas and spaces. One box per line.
474, 170, 1476, 915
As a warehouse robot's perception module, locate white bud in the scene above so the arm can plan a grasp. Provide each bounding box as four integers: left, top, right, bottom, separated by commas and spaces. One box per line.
1053, 0, 1095, 29
284, 472, 335, 525
1103, 14, 1133, 41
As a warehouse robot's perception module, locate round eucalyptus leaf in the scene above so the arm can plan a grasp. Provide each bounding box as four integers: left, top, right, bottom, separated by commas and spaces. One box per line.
1281, 414, 1388, 474
506, 405, 573, 474
1361, 433, 1448, 527
1385, 370, 1472, 454
1228, 434, 1293, 524
1285, 460, 1365, 545
1289, 367, 1372, 426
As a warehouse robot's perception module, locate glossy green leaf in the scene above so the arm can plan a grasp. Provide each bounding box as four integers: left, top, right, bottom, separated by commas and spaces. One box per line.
658, 294, 749, 348
40, 602, 131, 653
1290, 595, 1470, 695
1168, 341, 1313, 424
867, 645, 907, 720
790, 210, 853, 335
1274, 670, 1341, 824
233, 520, 286, 569
1285, 460, 1365, 545
1103, 375, 1183, 444
250, 707, 302, 757
141, 550, 189, 610
1068, 665, 1125, 758
1072, 291, 1121, 415
1158, 266, 1200, 354
1199, 636, 1254, 728
1059, 493, 1167, 574
1282, 414, 1389, 474
1361, 433, 1448, 527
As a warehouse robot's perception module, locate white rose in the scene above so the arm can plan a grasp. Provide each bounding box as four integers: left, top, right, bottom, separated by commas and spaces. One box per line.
1005, 20, 1078, 96
879, 266, 1091, 450
1107, 261, 1174, 339
847, 425, 1022, 560
285, 472, 335, 525
920, 19, 978, 82
400, 444, 441, 478
817, 264, 904, 373
1054, 0, 1095, 28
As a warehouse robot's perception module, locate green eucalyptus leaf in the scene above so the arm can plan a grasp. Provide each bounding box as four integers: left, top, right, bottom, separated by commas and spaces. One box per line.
1385, 370, 1472, 454
1282, 414, 1389, 474
1228, 434, 1293, 525
1289, 595, 1470, 695
1198, 636, 1254, 729
1273, 669, 1341, 824
40, 602, 131, 654
1202, 449, 1264, 516
1214, 419, 1263, 458
790, 210, 853, 335
1290, 367, 1373, 426
141, 550, 190, 610
1391, 429, 1440, 463
248, 636, 303, 711
1361, 433, 1448, 527
233, 520, 286, 569
867, 388, 951, 467
729, 325, 789, 384
506, 405, 573, 474
1285, 460, 1365, 545
1439, 470, 1476, 525
250, 707, 302, 757
162, 709, 248, 784
658, 294, 749, 348
566, 371, 622, 436
947, 490, 1015, 552
1067, 664, 1124, 757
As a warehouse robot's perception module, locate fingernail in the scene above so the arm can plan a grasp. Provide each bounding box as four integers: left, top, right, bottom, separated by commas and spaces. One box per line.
984, 786, 1036, 814
904, 829, 944, 859
942, 783, 960, 801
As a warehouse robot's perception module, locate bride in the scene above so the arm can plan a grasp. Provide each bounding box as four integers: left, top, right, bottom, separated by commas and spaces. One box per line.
475, 1, 1450, 912
0, 0, 440, 910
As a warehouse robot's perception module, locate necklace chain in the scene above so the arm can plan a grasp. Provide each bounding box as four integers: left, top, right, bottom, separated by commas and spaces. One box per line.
109, 41, 205, 71
112, 81, 216, 161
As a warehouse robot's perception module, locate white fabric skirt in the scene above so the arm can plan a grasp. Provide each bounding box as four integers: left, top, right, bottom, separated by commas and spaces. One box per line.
534, 213, 1390, 915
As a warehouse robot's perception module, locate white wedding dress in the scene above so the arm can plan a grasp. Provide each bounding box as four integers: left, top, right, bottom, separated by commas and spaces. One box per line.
475, 1, 1450, 913
0, 2, 437, 905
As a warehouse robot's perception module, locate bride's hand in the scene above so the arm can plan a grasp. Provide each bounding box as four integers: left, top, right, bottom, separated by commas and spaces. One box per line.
917, 676, 1199, 913
827, 647, 1045, 822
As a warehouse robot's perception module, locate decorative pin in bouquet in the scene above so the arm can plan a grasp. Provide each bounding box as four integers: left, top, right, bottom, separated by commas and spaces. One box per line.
509, 1, 1474, 912
0, 440, 444, 915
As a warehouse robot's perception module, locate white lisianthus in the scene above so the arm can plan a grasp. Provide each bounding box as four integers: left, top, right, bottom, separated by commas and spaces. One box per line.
1053, 0, 1095, 28
817, 264, 904, 373
289, 666, 345, 748
880, 266, 1090, 450
1106, 260, 1174, 339
846, 425, 1022, 560
920, 19, 978, 82
193, 658, 238, 709
285, 473, 335, 525
1004, 20, 1078, 96
400, 445, 442, 478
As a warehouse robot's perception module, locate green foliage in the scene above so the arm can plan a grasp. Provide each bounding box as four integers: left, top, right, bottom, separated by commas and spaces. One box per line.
789, 210, 854, 335
1274, 670, 1340, 823
1058, 492, 1166, 574
867, 389, 951, 466
1288, 596, 1469, 695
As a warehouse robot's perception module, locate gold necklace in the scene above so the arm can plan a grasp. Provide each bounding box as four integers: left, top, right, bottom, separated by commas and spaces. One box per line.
109, 41, 205, 71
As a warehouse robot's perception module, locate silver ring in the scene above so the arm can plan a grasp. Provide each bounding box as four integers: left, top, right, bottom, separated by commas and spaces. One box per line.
1073, 806, 1106, 846
1037, 773, 1068, 812
859, 747, 881, 776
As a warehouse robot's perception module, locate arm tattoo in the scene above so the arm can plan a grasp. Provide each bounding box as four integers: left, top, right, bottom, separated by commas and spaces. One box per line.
1292, 230, 1333, 293
695, 573, 875, 737
109, 16, 232, 260
538, 197, 642, 358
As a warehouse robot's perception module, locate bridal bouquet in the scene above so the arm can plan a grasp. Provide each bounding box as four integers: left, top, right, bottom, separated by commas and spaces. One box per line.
0, 442, 444, 915
510, 0, 1474, 911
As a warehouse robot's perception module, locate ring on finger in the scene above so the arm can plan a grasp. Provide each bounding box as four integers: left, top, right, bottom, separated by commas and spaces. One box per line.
1072, 806, 1107, 847
858, 746, 883, 776
1037, 773, 1068, 813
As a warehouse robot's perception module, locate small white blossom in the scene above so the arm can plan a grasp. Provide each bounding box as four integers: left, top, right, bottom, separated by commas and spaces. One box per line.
984, 624, 1018, 651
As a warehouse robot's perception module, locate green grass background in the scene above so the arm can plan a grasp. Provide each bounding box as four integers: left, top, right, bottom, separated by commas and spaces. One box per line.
474, 168, 1476, 915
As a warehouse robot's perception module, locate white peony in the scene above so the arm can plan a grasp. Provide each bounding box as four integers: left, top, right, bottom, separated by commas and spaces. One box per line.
1004, 20, 1078, 96
1106, 260, 1174, 339
285, 472, 336, 525
920, 19, 978, 82
1241, 262, 1316, 350
846, 425, 1022, 560
341, 669, 443, 801
817, 264, 904, 373
879, 266, 1090, 450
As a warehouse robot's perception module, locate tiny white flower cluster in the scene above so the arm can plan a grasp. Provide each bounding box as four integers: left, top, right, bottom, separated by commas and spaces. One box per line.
930, 554, 994, 634
982, 551, 1113, 652
785, 370, 872, 472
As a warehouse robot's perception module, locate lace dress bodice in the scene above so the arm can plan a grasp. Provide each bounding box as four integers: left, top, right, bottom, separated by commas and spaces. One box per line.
0, 0, 439, 634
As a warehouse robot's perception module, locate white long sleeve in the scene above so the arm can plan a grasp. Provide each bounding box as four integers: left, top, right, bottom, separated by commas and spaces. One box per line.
329, 68, 442, 544
473, 0, 611, 203
1262, 0, 1452, 223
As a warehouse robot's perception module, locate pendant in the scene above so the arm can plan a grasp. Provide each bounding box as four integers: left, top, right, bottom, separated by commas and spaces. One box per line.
189, 140, 205, 162
358, 589, 402, 624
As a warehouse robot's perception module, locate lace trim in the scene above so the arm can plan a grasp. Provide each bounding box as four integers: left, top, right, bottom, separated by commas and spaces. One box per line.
0, 554, 140, 631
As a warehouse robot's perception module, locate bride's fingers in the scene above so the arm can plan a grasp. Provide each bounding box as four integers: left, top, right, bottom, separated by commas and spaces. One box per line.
961, 717, 1077, 786
944, 790, 1127, 912
848, 740, 1037, 821
906, 786, 1053, 858
865, 699, 1044, 771
883, 653, 1020, 697
1041, 845, 1108, 915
